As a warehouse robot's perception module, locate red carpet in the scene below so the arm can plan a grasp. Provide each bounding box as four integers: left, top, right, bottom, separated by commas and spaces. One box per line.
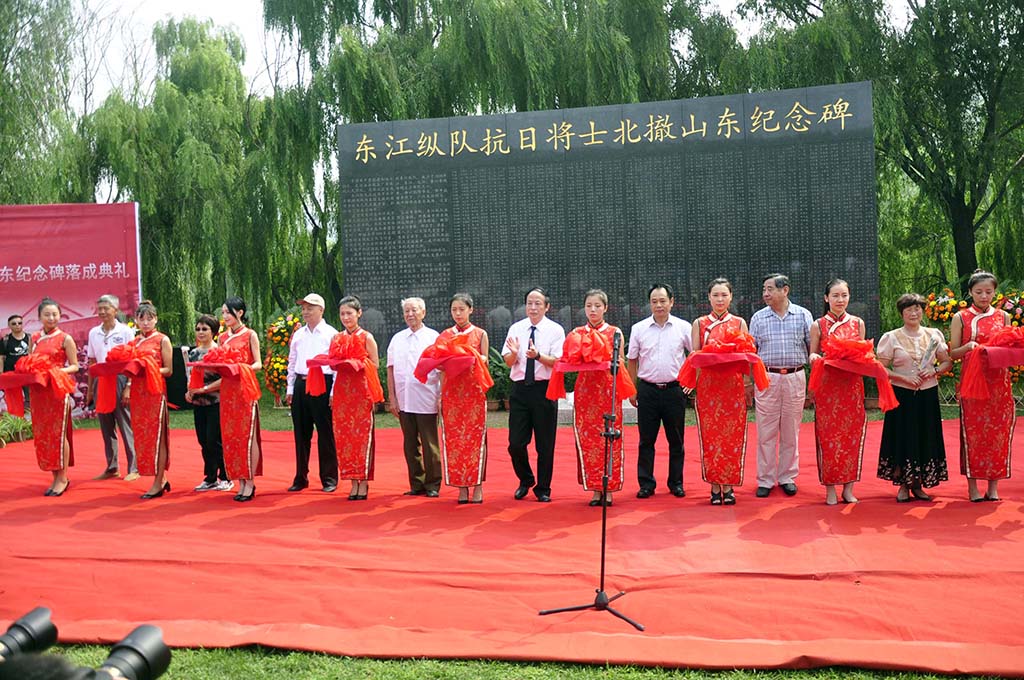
1, 419, 1023, 675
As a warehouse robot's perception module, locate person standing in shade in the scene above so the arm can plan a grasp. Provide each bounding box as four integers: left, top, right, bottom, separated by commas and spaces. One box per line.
1, 314, 31, 413
627, 283, 692, 499
504, 287, 565, 502
749, 274, 813, 498
84, 295, 138, 481
286, 293, 339, 492
387, 297, 442, 497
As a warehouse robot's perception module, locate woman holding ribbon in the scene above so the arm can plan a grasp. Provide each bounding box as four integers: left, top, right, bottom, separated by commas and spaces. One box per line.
876, 294, 951, 502
127, 300, 174, 500
548, 290, 633, 506
680, 278, 767, 506
19, 299, 78, 496
422, 293, 492, 504
330, 295, 382, 500
809, 279, 898, 505
949, 270, 1016, 502
185, 314, 229, 493
214, 297, 263, 502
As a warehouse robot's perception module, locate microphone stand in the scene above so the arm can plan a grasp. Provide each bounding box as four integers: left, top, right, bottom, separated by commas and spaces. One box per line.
539, 331, 644, 630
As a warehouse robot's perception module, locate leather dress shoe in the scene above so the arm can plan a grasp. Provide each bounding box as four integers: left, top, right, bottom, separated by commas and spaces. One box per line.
403, 489, 426, 496
514, 485, 530, 500
322, 484, 337, 493
93, 469, 119, 480
670, 486, 686, 498
755, 486, 772, 498
425, 490, 439, 498
780, 483, 798, 496
536, 494, 551, 503
287, 482, 308, 492
636, 487, 654, 499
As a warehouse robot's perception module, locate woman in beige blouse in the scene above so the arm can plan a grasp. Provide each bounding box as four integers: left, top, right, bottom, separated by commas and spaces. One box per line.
876, 294, 952, 502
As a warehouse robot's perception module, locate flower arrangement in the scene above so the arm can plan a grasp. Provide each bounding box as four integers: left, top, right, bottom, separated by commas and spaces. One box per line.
263, 353, 289, 398
267, 312, 301, 348
925, 289, 964, 324
263, 308, 301, 404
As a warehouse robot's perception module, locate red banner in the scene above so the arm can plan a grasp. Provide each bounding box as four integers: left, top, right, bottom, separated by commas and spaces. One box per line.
0, 203, 141, 346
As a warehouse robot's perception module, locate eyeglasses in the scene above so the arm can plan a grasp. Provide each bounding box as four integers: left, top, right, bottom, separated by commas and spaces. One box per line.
9, 321, 22, 325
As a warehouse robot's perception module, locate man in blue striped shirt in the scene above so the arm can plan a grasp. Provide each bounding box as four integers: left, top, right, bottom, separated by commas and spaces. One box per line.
749, 274, 813, 498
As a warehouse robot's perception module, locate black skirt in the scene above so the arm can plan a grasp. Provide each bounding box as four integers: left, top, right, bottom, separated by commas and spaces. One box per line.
877, 385, 948, 488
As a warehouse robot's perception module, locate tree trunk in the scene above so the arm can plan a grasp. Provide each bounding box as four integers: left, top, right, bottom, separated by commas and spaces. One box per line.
949, 203, 978, 294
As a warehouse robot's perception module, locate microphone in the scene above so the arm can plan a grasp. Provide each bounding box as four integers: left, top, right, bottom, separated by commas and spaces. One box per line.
611, 332, 621, 376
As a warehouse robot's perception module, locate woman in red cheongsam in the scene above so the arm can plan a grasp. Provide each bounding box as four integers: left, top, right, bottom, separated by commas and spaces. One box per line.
569, 289, 630, 507
436, 293, 490, 504
128, 300, 174, 500
28, 298, 79, 496
332, 295, 380, 500
949, 270, 1014, 502
219, 296, 263, 502
809, 279, 867, 506
690, 278, 749, 506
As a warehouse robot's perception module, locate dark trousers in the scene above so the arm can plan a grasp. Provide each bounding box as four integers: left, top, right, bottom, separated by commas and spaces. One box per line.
636, 380, 686, 491
291, 375, 338, 487
507, 380, 558, 497
193, 402, 226, 483
400, 411, 442, 492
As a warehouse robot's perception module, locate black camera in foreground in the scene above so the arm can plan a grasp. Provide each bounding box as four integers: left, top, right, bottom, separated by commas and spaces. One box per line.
0, 607, 171, 679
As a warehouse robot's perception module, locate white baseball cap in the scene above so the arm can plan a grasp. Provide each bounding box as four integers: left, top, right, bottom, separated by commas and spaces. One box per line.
296, 293, 326, 309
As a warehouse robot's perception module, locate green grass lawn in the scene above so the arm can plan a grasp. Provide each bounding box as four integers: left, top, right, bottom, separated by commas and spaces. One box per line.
53, 647, 969, 680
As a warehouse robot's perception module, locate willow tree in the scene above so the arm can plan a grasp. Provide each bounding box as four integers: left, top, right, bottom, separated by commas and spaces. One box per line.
0, 0, 75, 203
90, 18, 303, 338
743, 0, 1024, 291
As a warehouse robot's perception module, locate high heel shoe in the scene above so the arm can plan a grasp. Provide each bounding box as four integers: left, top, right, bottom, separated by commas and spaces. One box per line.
910, 487, 932, 501
47, 481, 70, 497
710, 491, 723, 505
234, 486, 256, 502
141, 481, 170, 500
722, 490, 736, 506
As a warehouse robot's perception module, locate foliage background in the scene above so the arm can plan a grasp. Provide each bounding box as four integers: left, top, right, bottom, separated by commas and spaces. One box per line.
1, 0, 1021, 340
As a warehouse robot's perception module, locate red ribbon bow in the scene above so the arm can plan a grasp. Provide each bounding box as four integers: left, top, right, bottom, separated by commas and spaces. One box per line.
306, 333, 385, 402
959, 326, 1024, 400
547, 327, 635, 400
677, 328, 770, 391
414, 333, 493, 394
0, 354, 74, 418
191, 345, 261, 402
809, 335, 898, 411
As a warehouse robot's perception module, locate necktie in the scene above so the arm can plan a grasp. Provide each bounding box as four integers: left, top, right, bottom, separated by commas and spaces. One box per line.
524, 325, 537, 385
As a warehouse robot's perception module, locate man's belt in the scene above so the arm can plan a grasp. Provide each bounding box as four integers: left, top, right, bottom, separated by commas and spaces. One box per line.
640, 379, 677, 389
767, 366, 804, 375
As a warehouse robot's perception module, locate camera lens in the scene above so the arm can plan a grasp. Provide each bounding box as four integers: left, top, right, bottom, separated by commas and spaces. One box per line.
98, 625, 170, 680
0, 607, 58, 660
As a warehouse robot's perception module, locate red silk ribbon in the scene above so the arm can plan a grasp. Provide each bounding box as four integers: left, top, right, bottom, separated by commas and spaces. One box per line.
0, 355, 63, 418
306, 333, 385, 402
677, 329, 770, 391
808, 335, 898, 411
547, 327, 635, 400
959, 326, 1024, 400
414, 333, 493, 394
190, 345, 261, 402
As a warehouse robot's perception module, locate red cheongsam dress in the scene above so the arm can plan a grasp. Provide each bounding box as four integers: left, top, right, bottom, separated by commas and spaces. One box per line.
695, 314, 747, 486
131, 332, 170, 477
333, 328, 375, 481
219, 327, 263, 479
958, 306, 1014, 480
28, 330, 75, 471
572, 323, 624, 492
814, 314, 865, 485
437, 325, 488, 487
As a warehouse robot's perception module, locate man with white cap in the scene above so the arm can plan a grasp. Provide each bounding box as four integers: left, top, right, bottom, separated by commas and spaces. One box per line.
286, 293, 339, 492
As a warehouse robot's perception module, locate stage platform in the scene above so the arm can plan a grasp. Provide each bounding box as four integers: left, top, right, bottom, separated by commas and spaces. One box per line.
1, 420, 1022, 675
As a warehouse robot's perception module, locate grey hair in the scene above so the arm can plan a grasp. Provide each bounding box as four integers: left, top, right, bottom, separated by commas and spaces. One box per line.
97, 294, 120, 308
401, 297, 426, 312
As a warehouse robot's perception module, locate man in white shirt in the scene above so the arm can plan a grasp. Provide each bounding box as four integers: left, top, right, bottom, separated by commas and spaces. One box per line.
386, 297, 442, 497
627, 283, 692, 498
286, 293, 339, 492
84, 294, 137, 481
503, 287, 565, 502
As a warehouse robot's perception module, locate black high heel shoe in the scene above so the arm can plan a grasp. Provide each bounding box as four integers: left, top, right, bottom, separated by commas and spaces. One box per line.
141, 481, 170, 500
234, 486, 256, 502
46, 481, 70, 497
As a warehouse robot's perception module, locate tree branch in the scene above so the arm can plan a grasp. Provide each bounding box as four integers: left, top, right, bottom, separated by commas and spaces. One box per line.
972, 151, 1024, 233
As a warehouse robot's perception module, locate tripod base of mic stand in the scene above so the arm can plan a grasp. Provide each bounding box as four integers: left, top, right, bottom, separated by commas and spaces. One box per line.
539, 589, 645, 630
